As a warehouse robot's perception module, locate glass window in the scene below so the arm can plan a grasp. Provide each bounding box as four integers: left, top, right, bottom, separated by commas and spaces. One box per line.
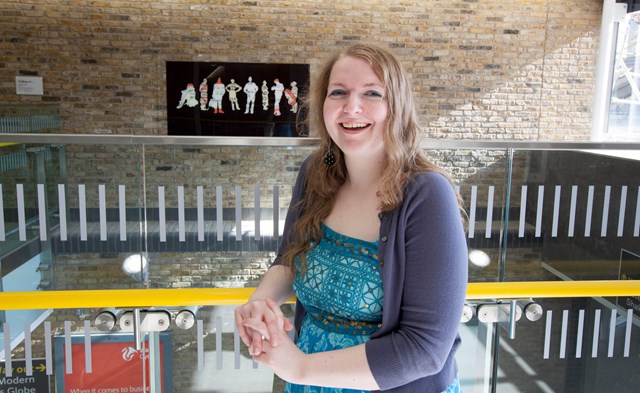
608, 11, 640, 140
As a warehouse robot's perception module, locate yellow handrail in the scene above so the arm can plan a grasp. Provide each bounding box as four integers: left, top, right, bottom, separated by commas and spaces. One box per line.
2, 280, 639, 311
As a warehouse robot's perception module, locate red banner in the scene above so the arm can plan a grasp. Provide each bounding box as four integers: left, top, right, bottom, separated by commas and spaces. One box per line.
63, 341, 164, 393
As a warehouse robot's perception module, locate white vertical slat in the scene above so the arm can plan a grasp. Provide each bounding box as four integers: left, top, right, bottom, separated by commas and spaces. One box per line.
624, 309, 632, 357
617, 186, 627, 237
64, 320, 73, 374
0, 184, 4, 241
17, 184, 26, 241
197, 186, 204, 242
216, 316, 223, 370
234, 325, 241, 369
44, 321, 53, 375
535, 185, 544, 238
24, 322, 32, 376
468, 185, 477, 239
235, 185, 242, 242
178, 186, 185, 242
58, 185, 67, 241
568, 185, 578, 237
607, 309, 616, 358
585, 186, 594, 237
37, 184, 47, 241
519, 185, 527, 238
635, 186, 640, 237
118, 185, 126, 241
576, 310, 585, 358
601, 185, 611, 237
84, 320, 92, 373
591, 310, 601, 358
254, 184, 261, 241
3, 323, 12, 377
158, 186, 166, 242
543, 310, 552, 359
552, 186, 561, 238
485, 186, 494, 239
78, 185, 87, 241
216, 186, 223, 242
99, 185, 107, 241
560, 310, 568, 358
273, 186, 280, 241
197, 320, 204, 370
481, 323, 494, 393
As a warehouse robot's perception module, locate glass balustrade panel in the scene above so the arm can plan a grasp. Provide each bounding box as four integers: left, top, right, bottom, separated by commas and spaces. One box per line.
1, 301, 611, 393
426, 147, 511, 285
496, 148, 640, 392
138, 144, 313, 291
505, 149, 640, 282
1, 304, 500, 393
491, 296, 640, 393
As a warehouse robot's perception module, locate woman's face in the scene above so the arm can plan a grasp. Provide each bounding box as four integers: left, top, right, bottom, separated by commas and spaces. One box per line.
323, 56, 389, 162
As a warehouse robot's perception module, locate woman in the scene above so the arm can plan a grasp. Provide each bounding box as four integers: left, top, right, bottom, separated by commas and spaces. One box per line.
234, 44, 468, 392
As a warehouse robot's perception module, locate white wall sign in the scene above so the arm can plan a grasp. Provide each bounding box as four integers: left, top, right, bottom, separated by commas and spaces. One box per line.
15, 76, 44, 95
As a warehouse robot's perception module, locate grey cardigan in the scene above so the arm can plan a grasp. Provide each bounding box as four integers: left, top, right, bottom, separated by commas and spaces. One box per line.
273, 159, 468, 392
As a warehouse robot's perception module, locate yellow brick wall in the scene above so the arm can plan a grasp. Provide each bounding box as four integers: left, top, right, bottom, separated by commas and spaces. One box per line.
0, 0, 602, 140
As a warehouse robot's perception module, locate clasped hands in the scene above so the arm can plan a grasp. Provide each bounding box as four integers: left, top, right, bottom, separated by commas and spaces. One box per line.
234, 298, 305, 383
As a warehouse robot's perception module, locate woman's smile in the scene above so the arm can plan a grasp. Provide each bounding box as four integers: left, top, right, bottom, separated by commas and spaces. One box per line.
340, 121, 372, 133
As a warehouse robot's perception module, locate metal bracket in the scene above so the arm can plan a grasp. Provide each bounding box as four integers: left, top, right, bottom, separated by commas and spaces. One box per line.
119, 310, 171, 333
475, 299, 543, 339
477, 301, 521, 339
477, 302, 523, 323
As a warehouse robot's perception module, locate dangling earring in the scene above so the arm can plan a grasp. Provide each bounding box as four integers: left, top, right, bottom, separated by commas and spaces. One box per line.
323, 140, 336, 166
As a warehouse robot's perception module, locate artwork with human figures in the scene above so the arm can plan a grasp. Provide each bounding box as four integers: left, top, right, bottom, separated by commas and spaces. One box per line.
167, 61, 309, 137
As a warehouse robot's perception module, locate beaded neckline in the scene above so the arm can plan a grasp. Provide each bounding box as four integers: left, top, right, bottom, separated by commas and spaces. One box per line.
320, 222, 379, 247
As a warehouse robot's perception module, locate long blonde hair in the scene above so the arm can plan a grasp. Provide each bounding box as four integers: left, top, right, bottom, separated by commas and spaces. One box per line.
284, 44, 455, 274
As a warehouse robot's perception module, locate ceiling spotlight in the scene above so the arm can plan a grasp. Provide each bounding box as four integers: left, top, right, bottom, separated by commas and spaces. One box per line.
122, 254, 148, 281
468, 249, 491, 268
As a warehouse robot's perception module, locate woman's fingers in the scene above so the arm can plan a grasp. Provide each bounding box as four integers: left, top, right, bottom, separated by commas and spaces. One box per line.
242, 317, 271, 356
235, 298, 292, 355
234, 307, 253, 348
265, 297, 286, 346
283, 317, 294, 332
243, 318, 270, 339
250, 328, 264, 356
235, 301, 269, 355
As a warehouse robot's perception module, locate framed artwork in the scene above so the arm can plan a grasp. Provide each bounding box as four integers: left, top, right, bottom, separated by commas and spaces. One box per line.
166, 61, 310, 137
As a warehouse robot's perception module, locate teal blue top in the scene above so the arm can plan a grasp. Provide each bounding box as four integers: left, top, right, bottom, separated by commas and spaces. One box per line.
285, 223, 382, 393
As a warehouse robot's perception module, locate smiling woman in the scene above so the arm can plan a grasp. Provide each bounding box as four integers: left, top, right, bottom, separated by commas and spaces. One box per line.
234, 44, 468, 393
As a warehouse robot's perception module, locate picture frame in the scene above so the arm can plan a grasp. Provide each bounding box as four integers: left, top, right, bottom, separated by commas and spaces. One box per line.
166, 61, 310, 137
